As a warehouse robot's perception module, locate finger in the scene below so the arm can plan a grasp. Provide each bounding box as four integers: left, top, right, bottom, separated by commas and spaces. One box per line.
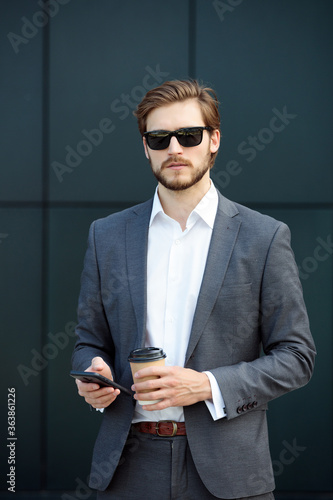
87, 394, 117, 406
76, 380, 100, 394
77, 384, 99, 397
87, 389, 120, 408
77, 381, 113, 398
86, 388, 118, 403
90, 399, 114, 409
132, 377, 164, 393
91, 356, 106, 372
134, 387, 167, 404
81, 385, 114, 397
141, 398, 170, 411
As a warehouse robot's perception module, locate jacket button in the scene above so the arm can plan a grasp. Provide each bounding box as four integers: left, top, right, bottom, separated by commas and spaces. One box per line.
236, 406, 242, 414
241, 404, 247, 412
252, 401, 258, 408
246, 403, 252, 410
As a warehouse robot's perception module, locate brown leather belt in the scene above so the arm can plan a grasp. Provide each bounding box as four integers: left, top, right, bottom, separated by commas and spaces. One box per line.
132, 420, 186, 437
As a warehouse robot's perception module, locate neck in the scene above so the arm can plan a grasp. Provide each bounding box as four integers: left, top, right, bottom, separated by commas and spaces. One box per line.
157, 176, 211, 231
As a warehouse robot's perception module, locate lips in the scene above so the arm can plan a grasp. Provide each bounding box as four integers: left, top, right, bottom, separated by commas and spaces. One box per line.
167, 163, 188, 170
161, 156, 192, 170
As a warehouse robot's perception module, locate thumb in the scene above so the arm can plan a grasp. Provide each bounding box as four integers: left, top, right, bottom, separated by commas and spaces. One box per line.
91, 356, 105, 372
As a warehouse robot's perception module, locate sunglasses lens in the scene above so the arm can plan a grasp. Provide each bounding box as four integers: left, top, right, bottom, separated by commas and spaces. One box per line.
146, 132, 170, 150
177, 128, 203, 147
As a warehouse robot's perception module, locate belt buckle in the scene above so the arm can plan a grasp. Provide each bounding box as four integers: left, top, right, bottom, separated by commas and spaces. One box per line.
156, 420, 177, 437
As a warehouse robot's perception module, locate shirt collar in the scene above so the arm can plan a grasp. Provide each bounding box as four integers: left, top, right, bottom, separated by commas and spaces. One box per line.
149, 181, 218, 229
149, 188, 164, 227
191, 180, 218, 229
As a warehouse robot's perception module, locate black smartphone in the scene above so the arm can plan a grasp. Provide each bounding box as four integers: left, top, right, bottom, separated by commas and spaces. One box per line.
70, 371, 132, 396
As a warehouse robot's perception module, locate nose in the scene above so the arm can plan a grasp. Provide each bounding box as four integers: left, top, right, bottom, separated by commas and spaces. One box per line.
167, 136, 183, 155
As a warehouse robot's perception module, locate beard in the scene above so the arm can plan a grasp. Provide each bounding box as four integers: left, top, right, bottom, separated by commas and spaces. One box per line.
148, 150, 213, 191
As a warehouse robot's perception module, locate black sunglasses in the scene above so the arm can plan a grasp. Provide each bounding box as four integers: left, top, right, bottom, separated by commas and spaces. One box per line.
144, 126, 212, 150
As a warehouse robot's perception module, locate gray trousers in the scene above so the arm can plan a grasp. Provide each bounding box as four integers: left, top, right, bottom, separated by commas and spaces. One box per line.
97, 427, 275, 500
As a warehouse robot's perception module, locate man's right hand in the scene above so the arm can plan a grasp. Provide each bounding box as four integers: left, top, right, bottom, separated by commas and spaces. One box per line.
76, 356, 120, 409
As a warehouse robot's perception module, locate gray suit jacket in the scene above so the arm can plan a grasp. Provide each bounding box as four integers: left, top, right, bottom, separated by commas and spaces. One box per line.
72, 190, 316, 498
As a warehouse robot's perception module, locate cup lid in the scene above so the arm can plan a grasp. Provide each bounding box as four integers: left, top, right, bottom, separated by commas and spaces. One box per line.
128, 347, 166, 362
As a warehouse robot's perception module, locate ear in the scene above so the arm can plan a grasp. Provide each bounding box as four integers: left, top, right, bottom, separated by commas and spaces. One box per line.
210, 129, 220, 154
143, 137, 150, 159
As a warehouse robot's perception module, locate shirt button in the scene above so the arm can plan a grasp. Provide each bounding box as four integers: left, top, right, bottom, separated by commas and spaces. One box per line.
174, 239, 181, 245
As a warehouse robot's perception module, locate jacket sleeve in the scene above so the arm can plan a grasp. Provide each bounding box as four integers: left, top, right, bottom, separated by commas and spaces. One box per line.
71, 221, 115, 374
210, 222, 316, 420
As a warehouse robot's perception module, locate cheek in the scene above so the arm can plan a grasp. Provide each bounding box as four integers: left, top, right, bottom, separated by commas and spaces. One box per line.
147, 152, 163, 170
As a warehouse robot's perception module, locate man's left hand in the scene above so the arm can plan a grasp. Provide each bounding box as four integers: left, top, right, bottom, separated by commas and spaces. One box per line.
131, 366, 212, 410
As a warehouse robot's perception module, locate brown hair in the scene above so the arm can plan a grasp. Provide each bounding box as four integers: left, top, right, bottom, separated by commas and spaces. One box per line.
134, 79, 220, 136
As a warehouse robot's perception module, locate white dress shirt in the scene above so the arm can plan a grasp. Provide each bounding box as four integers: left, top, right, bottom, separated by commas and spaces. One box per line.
132, 181, 227, 423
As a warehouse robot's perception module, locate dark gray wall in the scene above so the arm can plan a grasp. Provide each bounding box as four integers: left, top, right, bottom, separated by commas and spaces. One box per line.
0, 0, 332, 498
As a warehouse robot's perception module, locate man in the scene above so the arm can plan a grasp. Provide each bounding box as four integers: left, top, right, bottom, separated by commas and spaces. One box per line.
72, 80, 316, 499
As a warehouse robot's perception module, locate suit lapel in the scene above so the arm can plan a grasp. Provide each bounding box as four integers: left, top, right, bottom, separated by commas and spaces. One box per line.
185, 193, 241, 364
125, 200, 152, 349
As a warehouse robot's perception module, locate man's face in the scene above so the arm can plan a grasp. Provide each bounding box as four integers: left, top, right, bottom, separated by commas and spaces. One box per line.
143, 99, 220, 191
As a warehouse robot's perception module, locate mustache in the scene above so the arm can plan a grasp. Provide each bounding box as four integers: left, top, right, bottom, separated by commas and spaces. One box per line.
161, 156, 193, 169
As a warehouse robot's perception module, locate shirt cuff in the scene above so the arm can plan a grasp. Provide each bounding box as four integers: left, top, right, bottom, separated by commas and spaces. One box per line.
203, 371, 227, 421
